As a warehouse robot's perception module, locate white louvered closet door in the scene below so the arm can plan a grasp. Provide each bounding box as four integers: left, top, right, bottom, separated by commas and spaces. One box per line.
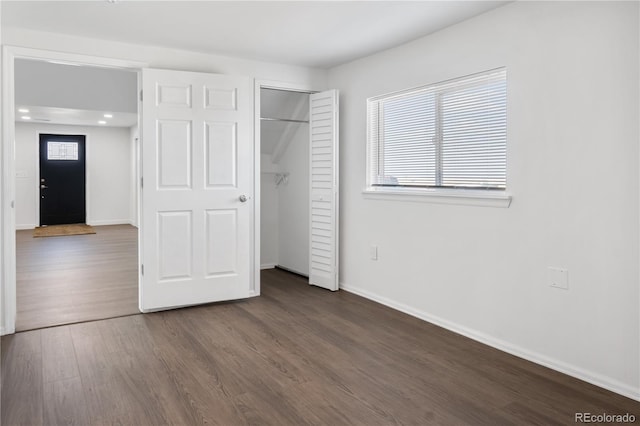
309, 90, 339, 291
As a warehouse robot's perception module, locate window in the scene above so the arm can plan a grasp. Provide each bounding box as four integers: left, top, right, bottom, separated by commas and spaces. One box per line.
367, 68, 507, 192
47, 141, 79, 160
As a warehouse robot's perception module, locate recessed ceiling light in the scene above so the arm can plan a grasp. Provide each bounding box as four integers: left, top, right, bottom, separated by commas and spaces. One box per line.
98, 120, 107, 125
21, 116, 31, 120
18, 108, 29, 113
104, 114, 113, 118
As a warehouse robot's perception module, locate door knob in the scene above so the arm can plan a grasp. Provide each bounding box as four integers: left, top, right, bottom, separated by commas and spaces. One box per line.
239, 195, 248, 202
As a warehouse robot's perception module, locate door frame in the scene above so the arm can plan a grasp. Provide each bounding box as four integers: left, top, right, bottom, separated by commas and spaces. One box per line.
35, 131, 89, 227
253, 79, 320, 296
1, 45, 147, 335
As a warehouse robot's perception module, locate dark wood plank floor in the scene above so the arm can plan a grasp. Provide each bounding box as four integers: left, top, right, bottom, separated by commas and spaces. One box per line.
2, 268, 638, 425
16, 224, 139, 331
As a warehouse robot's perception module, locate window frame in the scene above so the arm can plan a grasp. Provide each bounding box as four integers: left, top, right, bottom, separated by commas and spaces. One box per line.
47, 141, 80, 161
365, 68, 511, 207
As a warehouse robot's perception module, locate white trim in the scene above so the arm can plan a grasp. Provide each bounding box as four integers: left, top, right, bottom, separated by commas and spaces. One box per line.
16, 224, 36, 231
3, 47, 18, 335
260, 263, 277, 270
1, 45, 148, 335
362, 187, 512, 208
253, 79, 321, 298
340, 281, 640, 402
87, 219, 132, 226
253, 80, 261, 297
136, 70, 143, 309
19, 220, 131, 227
258, 79, 318, 94
4, 46, 146, 70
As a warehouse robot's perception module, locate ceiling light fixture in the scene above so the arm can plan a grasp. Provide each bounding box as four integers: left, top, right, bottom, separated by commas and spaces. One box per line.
18, 108, 29, 113
98, 120, 107, 125
22, 116, 31, 120
104, 113, 113, 118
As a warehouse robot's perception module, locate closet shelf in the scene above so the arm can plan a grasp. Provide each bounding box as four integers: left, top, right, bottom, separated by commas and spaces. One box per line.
260, 117, 309, 124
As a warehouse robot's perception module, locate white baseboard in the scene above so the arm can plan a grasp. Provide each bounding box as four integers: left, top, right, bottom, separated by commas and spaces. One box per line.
261, 263, 277, 270
87, 219, 131, 226
340, 282, 640, 402
0, 326, 5, 336
16, 224, 36, 230
17, 220, 133, 229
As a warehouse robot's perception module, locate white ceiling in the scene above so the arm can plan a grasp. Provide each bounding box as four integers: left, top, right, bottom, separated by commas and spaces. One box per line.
2, 1, 510, 69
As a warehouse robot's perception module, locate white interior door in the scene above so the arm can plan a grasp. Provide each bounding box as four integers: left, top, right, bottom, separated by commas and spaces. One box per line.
141, 68, 253, 311
309, 90, 339, 291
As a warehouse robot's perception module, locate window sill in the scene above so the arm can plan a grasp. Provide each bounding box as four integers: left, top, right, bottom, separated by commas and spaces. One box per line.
362, 187, 512, 208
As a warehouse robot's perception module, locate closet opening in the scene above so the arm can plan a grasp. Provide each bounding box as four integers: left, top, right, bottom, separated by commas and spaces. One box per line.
259, 87, 312, 279
257, 84, 339, 292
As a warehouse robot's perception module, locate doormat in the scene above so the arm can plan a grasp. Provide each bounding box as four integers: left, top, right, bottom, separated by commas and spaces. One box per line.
33, 224, 96, 238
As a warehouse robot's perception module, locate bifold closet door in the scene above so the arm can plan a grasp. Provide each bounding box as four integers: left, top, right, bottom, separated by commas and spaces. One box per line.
140, 68, 254, 311
309, 90, 339, 291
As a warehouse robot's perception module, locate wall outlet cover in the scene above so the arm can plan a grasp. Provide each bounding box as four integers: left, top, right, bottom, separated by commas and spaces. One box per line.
548, 267, 568, 290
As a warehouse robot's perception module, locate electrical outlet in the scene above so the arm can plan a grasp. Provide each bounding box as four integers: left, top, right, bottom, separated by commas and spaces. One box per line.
369, 245, 378, 261
548, 267, 568, 290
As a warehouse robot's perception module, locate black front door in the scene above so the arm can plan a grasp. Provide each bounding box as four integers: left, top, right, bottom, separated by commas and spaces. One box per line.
39, 134, 86, 226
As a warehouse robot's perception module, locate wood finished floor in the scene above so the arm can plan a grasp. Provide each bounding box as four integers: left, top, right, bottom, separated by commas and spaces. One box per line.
2, 268, 639, 426
16, 224, 139, 332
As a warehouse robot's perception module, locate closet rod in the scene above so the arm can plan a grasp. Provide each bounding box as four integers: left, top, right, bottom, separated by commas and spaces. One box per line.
260, 117, 309, 124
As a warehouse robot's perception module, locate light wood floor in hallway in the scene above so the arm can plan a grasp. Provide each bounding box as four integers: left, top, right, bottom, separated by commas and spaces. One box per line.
2, 268, 638, 425
16, 224, 138, 331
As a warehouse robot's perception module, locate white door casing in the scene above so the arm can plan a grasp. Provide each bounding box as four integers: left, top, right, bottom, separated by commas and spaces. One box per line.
308, 90, 339, 291
1, 46, 147, 335
141, 68, 253, 311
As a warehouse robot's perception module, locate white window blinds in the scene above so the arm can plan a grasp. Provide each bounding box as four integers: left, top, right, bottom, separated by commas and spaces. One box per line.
367, 68, 507, 190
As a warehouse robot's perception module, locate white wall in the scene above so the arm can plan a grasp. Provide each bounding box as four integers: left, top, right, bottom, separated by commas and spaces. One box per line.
261, 154, 279, 268
277, 124, 310, 276
260, 127, 310, 276
15, 59, 137, 113
15, 122, 133, 228
329, 1, 639, 399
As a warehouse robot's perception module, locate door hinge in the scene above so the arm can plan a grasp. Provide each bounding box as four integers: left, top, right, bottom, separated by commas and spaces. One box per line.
139, 90, 143, 102
141, 264, 144, 276
140, 177, 143, 188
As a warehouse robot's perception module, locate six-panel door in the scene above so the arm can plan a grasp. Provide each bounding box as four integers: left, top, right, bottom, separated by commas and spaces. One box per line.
141, 69, 253, 311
